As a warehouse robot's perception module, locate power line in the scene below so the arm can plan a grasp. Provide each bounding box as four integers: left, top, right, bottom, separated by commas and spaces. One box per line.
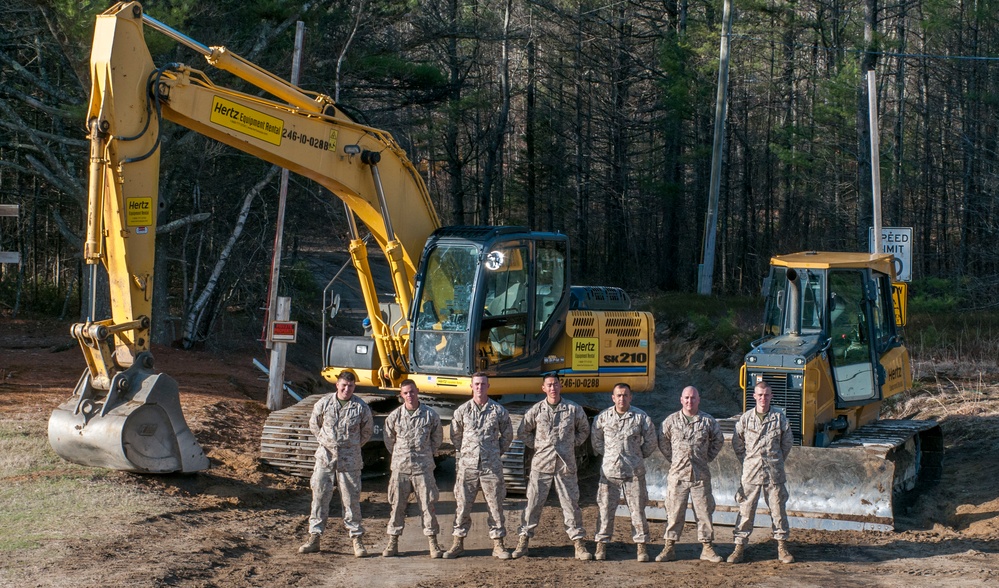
730, 33, 999, 63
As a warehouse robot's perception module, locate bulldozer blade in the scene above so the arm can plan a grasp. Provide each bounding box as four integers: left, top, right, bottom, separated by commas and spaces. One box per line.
638, 419, 941, 532
48, 367, 209, 473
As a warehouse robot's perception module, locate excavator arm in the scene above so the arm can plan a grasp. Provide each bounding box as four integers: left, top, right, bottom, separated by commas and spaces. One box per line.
49, 1, 440, 472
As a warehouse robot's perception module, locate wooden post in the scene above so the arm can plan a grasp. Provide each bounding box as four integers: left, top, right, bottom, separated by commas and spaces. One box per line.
267, 296, 292, 411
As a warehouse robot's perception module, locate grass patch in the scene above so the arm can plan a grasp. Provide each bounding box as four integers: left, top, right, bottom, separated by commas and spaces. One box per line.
0, 419, 176, 551
905, 311, 999, 364
643, 292, 762, 352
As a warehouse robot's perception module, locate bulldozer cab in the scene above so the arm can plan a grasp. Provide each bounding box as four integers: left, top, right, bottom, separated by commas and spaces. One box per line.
409, 227, 569, 374
763, 254, 902, 408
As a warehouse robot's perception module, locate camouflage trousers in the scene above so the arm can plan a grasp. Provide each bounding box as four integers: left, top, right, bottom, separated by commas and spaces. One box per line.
518, 470, 586, 540
309, 464, 364, 537
732, 482, 790, 543
452, 465, 507, 539
595, 472, 649, 543
387, 470, 440, 537
664, 478, 716, 542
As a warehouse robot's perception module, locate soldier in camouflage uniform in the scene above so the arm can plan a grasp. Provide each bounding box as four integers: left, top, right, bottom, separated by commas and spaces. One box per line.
727, 380, 795, 564
591, 383, 659, 562
656, 386, 725, 563
511, 374, 593, 561
298, 371, 374, 557
382, 379, 444, 559
443, 372, 514, 560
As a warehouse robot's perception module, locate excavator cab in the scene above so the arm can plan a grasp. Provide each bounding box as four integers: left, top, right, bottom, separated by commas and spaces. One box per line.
409, 226, 569, 374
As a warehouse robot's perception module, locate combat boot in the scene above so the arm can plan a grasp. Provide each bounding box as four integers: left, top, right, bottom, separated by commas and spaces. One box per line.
493, 537, 511, 560
511, 535, 530, 559
777, 540, 795, 564
574, 539, 593, 561
594, 542, 607, 561
382, 535, 399, 557
726, 543, 745, 564
655, 540, 675, 562
298, 533, 320, 554
428, 535, 444, 559
700, 542, 723, 563
442, 536, 464, 559
352, 536, 369, 558
636, 543, 649, 562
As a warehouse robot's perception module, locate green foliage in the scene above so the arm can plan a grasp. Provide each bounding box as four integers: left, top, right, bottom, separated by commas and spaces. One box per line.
0, 274, 78, 317
644, 292, 762, 352
46, 0, 106, 48
353, 54, 446, 90
909, 276, 964, 313
283, 260, 319, 298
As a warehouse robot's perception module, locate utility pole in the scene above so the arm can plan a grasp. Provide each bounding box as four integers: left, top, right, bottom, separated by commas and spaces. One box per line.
867, 70, 883, 254
698, 0, 734, 295
266, 21, 306, 411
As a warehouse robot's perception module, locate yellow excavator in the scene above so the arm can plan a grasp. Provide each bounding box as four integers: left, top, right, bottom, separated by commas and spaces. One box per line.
646, 252, 942, 530
48, 2, 655, 483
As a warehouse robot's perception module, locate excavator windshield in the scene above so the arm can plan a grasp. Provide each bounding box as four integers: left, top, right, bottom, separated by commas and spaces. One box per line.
409, 229, 571, 376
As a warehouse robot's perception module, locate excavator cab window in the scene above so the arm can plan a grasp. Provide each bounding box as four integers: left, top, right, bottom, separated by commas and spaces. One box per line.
479, 245, 530, 364
412, 244, 479, 371
534, 242, 567, 336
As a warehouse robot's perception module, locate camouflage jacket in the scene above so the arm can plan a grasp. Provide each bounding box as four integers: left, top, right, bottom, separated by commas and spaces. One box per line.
519, 398, 590, 475
732, 407, 793, 486
384, 402, 443, 475
451, 398, 513, 473
309, 393, 374, 472
658, 410, 724, 483
591, 406, 658, 479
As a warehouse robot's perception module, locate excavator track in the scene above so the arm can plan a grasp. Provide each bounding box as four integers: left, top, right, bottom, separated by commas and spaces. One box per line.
501, 412, 529, 494
643, 418, 942, 532
259, 394, 389, 478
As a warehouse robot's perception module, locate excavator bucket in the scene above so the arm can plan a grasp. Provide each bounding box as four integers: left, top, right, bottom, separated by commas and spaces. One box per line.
639, 419, 942, 532
48, 363, 209, 474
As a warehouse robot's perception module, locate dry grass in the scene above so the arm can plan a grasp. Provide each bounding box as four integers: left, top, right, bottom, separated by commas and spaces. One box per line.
0, 419, 176, 551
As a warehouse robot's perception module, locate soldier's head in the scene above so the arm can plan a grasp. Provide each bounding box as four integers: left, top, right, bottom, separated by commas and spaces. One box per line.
542, 373, 562, 404
399, 378, 420, 410
471, 372, 490, 405
336, 371, 357, 401
680, 386, 700, 417
753, 381, 773, 413
611, 383, 632, 414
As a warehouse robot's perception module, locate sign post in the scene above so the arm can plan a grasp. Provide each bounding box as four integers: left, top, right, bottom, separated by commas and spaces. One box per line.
267, 296, 294, 411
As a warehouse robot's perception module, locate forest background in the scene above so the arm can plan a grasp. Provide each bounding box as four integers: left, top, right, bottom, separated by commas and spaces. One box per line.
0, 0, 994, 347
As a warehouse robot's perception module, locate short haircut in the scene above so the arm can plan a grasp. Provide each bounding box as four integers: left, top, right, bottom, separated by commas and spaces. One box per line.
400, 378, 417, 390
337, 371, 356, 383
471, 371, 489, 380
542, 371, 560, 383
613, 382, 631, 393
754, 380, 771, 393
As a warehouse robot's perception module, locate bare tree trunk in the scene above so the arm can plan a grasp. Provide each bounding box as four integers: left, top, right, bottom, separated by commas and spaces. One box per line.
180, 167, 279, 349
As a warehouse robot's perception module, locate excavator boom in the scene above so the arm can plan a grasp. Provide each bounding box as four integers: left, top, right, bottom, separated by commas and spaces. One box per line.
51, 2, 440, 472
51, 3, 656, 480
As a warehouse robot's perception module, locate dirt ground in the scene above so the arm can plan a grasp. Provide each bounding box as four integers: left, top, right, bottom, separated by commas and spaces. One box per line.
2, 318, 998, 587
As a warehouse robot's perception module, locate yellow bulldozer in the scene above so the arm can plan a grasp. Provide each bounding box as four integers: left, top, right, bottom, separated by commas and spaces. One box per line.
645, 251, 942, 531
